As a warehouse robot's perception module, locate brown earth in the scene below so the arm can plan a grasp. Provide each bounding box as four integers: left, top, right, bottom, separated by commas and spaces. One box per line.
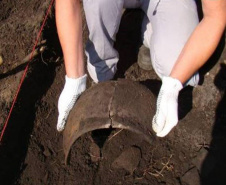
0, 1, 226, 185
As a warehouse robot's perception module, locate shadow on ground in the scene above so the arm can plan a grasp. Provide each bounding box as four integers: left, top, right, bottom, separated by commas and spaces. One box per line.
0, 14, 61, 184
201, 63, 226, 185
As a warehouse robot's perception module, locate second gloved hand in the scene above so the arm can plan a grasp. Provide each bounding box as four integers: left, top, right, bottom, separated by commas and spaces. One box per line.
57, 74, 87, 132
152, 76, 183, 137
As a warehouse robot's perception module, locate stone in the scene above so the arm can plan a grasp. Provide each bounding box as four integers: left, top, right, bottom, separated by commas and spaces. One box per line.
192, 148, 208, 171
43, 147, 51, 157
112, 146, 141, 174
181, 168, 200, 185
0, 55, 3, 66
89, 142, 101, 163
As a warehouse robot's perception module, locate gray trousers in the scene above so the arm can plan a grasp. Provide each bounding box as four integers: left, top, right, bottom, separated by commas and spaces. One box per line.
83, 0, 199, 86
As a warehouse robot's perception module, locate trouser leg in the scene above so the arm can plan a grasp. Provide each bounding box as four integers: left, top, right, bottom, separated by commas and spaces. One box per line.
141, 0, 199, 86
83, 0, 141, 83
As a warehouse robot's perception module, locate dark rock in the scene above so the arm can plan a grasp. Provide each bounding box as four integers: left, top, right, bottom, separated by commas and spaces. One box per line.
192, 148, 208, 172
112, 146, 141, 174
181, 167, 200, 185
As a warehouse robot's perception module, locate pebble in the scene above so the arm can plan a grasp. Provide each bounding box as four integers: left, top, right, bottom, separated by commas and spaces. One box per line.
0, 56, 3, 66
43, 147, 51, 157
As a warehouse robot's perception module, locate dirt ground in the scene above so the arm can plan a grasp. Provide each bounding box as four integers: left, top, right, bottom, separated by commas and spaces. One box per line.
0, 1, 226, 185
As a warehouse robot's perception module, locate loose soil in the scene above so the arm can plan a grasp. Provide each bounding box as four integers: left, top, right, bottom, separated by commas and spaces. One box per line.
0, 1, 226, 185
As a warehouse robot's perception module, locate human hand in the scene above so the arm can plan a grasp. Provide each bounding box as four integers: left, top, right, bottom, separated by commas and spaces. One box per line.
152, 76, 183, 137
57, 74, 87, 132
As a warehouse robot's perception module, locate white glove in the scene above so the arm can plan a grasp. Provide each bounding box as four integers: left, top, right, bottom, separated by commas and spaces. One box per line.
152, 76, 183, 137
57, 74, 87, 132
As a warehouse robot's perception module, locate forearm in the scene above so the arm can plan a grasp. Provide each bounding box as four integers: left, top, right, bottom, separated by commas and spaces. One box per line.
170, 5, 226, 84
56, 0, 84, 78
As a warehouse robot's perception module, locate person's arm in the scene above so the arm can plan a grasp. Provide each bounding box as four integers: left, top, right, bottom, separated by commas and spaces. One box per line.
152, 0, 226, 137
170, 0, 226, 83
56, 0, 85, 78
56, 0, 87, 132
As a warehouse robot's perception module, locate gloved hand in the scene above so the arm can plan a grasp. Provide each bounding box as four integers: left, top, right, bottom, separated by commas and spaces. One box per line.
57, 74, 87, 132
152, 76, 183, 137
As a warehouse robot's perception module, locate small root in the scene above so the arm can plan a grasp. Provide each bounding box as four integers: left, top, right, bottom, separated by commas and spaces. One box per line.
45, 109, 51, 119
41, 52, 48, 65
107, 129, 123, 142
144, 154, 173, 178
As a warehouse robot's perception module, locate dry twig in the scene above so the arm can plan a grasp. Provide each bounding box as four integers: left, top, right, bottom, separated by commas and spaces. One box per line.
107, 129, 123, 142
144, 154, 173, 178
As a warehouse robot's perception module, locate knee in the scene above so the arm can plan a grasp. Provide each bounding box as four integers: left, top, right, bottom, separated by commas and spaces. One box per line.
95, 0, 107, 10
83, 0, 113, 25
84, 0, 114, 11
151, 45, 176, 78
